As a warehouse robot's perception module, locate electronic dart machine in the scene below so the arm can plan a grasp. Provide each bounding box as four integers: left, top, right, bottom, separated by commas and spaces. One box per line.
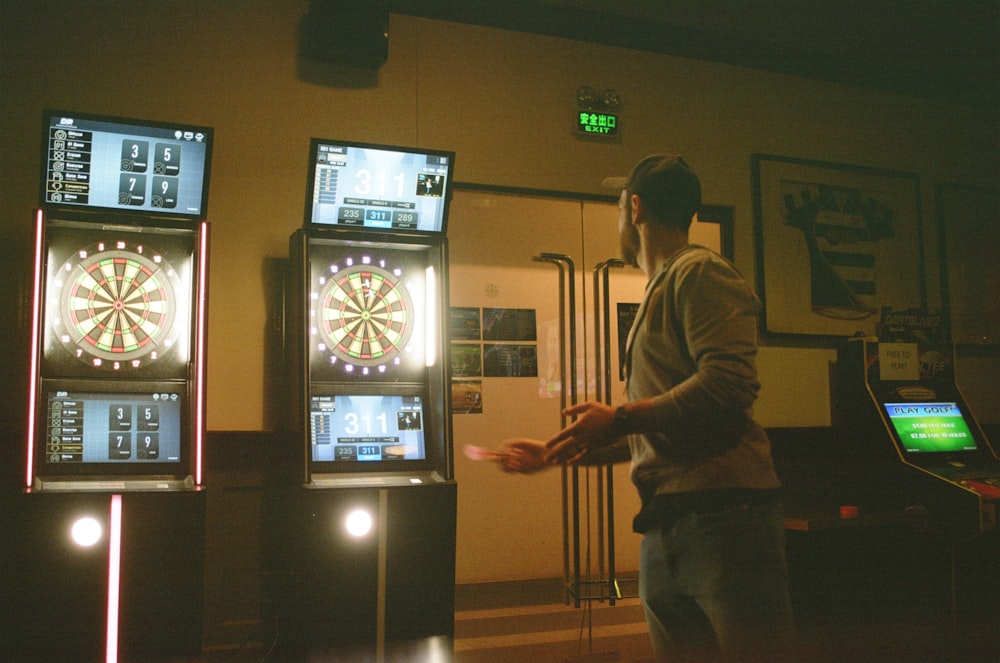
270, 138, 457, 655
5, 110, 213, 662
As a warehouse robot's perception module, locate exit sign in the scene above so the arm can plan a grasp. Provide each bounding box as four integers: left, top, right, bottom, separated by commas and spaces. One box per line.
577, 111, 619, 136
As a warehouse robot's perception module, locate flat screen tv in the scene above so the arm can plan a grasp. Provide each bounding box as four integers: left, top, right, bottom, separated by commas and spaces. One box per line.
40, 109, 213, 220
883, 401, 980, 454
34, 379, 189, 480
304, 138, 454, 234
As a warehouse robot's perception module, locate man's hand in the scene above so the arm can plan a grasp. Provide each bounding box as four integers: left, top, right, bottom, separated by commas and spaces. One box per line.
497, 438, 550, 474
544, 401, 616, 464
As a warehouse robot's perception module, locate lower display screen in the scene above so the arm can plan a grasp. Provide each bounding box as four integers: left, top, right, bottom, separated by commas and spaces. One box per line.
883, 401, 978, 454
44, 389, 182, 463
309, 393, 426, 462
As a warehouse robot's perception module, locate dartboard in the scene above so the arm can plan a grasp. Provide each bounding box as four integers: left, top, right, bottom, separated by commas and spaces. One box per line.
52, 241, 182, 371
315, 262, 414, 370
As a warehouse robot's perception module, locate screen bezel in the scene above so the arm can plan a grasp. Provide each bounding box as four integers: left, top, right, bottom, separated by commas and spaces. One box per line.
34, 378, 191, 480
39, 108, 214, 221
307, 383, 441, 477
882, 400, 986, 458
303, 137, 455, 235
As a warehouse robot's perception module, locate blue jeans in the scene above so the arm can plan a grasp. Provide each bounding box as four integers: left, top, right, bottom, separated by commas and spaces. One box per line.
639, 501, 794, 662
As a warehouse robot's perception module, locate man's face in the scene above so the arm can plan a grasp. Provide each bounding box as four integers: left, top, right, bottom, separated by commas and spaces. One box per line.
618, 189, 640, 268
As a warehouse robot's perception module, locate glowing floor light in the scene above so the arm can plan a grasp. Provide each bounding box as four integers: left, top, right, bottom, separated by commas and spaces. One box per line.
70, 516, 103, 547
344, 509, 373, 538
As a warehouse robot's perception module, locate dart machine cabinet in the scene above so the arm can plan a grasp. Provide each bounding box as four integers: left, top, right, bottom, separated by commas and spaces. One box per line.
2, 110, 213, 662
266, 138, 458, 656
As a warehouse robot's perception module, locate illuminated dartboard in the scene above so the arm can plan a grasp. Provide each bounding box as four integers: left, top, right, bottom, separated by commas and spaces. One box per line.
51, 240, 183, 371
314, 260, 414, 373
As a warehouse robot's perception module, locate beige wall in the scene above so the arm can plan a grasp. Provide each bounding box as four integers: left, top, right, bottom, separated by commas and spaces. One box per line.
3, 1, 998, 584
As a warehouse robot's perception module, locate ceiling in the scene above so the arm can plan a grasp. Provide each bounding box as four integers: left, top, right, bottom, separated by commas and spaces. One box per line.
389, 0, 999, 108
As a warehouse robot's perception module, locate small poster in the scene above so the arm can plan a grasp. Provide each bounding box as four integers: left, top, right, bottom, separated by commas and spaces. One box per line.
483, 308, 537, 341
450, 307, 482, 341
451, 344, 482, 377
483, 344, 538, 377
452, 380, 483, 414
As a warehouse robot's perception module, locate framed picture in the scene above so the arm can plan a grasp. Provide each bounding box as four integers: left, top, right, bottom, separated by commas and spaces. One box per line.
752, 154, 924, 340
936, 183, 999, 345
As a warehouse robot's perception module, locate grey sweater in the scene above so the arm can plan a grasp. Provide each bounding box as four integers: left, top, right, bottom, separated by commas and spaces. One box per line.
622, 245, 781, 504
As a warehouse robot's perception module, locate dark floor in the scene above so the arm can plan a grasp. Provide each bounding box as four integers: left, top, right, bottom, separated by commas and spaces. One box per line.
199, 576, 999, 663
204, 577, 654, 663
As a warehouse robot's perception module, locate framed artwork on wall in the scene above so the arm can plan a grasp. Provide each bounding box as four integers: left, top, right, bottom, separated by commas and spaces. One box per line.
936, 183, 999, 346
751, 154, 924, 340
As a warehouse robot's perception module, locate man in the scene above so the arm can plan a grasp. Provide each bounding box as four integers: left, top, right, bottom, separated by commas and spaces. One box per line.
501, 155, 794, 662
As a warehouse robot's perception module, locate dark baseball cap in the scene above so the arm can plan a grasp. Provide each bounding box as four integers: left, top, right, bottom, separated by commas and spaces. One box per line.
603, 154, 701, 226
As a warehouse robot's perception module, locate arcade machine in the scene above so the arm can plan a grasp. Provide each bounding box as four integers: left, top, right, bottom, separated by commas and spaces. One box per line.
269, 138, 457, 656
4, 110, 213, 662
829, 321, 1000, 628
833, 332, 999, 538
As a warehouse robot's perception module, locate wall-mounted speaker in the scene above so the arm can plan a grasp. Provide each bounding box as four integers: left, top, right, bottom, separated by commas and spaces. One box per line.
301, 0, 389, 69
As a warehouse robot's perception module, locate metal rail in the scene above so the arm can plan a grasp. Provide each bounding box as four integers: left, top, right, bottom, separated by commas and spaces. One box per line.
535, 252, 627, 607
533, 252, 579, 605
594, 258, 625, 606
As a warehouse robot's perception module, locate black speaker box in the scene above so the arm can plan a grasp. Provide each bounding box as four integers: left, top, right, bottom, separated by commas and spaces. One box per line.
302, 0, 389, 69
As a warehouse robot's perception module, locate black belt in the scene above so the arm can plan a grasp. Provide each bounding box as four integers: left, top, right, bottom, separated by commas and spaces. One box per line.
632, 488, 781, 533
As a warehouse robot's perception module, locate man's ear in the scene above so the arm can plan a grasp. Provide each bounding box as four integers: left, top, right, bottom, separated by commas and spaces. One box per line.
630, 193, 644, 225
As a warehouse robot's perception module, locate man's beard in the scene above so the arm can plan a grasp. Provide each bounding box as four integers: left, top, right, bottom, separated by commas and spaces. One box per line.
620, 222, 640, 268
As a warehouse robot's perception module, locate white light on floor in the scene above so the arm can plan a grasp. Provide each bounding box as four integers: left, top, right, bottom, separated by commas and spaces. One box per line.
71, 516, 103, 547
345, 509, 373, 538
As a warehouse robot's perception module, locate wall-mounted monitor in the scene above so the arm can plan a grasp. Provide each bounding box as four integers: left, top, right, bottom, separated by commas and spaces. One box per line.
40, 109, 213, 220
304, 138, 454, 234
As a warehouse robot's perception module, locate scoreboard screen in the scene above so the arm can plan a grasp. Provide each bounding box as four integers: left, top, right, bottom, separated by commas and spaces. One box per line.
45, 389, 183, 463
309, 393, 427, 464
40, 109, 213, 220
36, 381, 188, 478
304, 138, 454, 234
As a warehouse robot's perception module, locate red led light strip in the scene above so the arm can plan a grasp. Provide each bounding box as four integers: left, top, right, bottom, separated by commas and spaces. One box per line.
106, 494, 123, 663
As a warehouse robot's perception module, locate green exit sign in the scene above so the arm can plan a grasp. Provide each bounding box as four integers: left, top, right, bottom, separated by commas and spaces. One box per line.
577, 111, 619, 136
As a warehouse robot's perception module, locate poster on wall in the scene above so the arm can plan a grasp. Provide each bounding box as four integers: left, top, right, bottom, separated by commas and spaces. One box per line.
483, 344, 538, 377
483, 308, 537, 341
449, 307, 481, 341
752, 154, 924, 340
449, 307, 539, 378
451, 380, 482, 415
451, 344, 482, 377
